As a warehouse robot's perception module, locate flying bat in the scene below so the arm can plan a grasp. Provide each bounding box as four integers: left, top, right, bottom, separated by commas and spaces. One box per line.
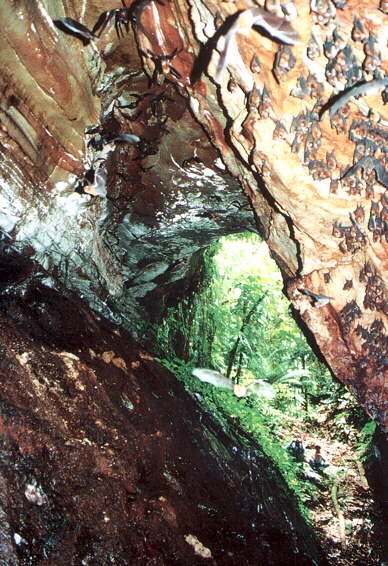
111, 133, 141, 144
298, 288, 334, 308
83, 167, 108, 197
53, 17, 96, 44
192, 368, 247, 397
320, 77, 388, 118
214, 7, 300, 81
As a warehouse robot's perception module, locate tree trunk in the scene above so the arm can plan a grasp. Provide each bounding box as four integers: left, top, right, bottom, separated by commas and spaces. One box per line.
226, 295, 265, 378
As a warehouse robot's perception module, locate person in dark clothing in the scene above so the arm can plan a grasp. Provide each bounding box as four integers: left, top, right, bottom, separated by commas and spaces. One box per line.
286, 439, 305, 463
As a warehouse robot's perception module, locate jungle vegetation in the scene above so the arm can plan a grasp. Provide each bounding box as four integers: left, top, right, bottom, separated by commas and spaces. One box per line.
151, 233, 376, 521
154, 232, 337, 412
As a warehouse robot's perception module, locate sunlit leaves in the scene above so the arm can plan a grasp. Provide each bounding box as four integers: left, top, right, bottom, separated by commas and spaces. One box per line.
209, 234, 331, 401
153, 231, 333, 414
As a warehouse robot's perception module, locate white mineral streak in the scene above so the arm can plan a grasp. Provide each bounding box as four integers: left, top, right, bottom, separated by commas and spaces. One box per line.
190, 97, 200, 114
184, 534, 212, 559
215, 157, 226, 170
80, 0, 88, 22
38, 0, 59, 34
151, 1, 166, 49
187, 0, 216, 44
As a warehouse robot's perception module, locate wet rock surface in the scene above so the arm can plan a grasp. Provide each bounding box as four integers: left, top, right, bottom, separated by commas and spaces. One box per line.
0, 56, 256, 333
0, 249, 328, 566
0, 1, 387, 561
0, 0, 386, 432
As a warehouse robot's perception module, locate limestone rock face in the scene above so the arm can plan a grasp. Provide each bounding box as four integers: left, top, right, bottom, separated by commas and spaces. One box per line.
137, 0, 387, 431
0, 248, 327, 566
0, 0, 387, 433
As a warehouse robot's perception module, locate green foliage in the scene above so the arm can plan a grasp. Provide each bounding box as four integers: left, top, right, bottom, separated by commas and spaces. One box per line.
355, 421, 377, 468
318, 387, 369, 440
159, 356, 317, 518
152, 232, 370, 522
153, 233, 333, 411
272, 383, 298, 412
150, 244, 220, 365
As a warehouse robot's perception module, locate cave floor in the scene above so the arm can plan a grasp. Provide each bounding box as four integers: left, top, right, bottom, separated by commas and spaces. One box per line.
275, 413, 383, 566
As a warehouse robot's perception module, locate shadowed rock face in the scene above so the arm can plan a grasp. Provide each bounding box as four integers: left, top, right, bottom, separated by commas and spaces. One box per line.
0, 0, 386, 432
0, 247, 328, 566
0, 0, 386, 530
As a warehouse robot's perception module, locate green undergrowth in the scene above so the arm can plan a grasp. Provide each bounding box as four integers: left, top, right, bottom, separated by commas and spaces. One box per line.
159, 357, 317, 521
355, 420, 377, 469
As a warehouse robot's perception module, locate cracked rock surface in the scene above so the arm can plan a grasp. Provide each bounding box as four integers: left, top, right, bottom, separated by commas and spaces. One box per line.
0, 0, 386, 431
0, 246, 328, 565
0, 0, 387, 541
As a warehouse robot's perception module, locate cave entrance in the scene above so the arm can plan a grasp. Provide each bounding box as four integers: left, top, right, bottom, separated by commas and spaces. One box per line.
153, 233, 380, 561
154, 231, 336, 419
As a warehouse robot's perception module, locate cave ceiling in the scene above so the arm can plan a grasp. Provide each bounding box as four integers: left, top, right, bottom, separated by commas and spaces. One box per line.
0, 0, 387, 432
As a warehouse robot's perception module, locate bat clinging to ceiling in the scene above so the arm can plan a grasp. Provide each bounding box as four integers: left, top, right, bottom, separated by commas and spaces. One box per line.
341, 156, 388, 189
214, 7, 300, 81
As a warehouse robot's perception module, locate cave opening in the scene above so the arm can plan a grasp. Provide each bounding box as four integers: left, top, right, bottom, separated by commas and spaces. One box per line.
152, 231, 338, 413
149, 231, 383, 563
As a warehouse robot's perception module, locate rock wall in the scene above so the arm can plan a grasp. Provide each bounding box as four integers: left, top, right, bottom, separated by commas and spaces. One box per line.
0, 244, 328, 565
139, 0, 387, 431
0, 1, 386, 430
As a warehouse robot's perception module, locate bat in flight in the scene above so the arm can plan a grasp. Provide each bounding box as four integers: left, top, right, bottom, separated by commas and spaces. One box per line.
53, 17, 97, 44
320, 77, 388, 118
214, 7, 300, 81
192, 368, 248, 397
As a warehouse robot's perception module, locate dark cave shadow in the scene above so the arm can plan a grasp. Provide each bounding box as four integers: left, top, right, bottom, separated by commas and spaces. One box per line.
190, 11, 241, 85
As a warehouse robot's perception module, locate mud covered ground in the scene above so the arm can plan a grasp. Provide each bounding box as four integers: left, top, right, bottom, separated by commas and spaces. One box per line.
0, 264, 329, 565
